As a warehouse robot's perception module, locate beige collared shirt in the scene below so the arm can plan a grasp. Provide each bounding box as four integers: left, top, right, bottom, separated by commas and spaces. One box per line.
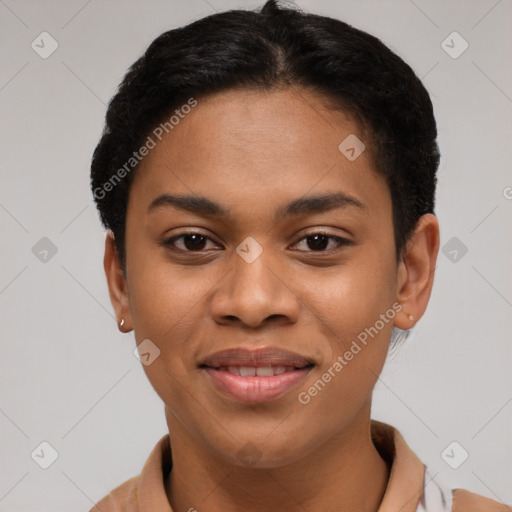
90, 421, 510, 512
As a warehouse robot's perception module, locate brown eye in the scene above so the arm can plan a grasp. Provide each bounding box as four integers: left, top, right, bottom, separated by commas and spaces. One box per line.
182, 234, 207, 251
293, 232, 352, 253
305, 234, 329, 251
163, 232, 219, 252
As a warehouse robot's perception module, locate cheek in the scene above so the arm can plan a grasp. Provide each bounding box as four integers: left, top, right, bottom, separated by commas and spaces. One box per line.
129, 273, 206, 410
295, 279, 396, 432
127, 247, 210, 341
125, 267, 198, 390
306, 254, 397, 343
301, 249, 397, 394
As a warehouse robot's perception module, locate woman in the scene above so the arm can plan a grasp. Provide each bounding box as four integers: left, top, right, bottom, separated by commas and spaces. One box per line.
89, 1, 510, 510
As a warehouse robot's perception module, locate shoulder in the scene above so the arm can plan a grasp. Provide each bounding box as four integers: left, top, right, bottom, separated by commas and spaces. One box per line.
88, 433, 172, 512
452, 488, 512, 512
89, 475, 140, 512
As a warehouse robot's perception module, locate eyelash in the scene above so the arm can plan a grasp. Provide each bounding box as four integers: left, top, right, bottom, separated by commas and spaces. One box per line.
161, 230, 352, 254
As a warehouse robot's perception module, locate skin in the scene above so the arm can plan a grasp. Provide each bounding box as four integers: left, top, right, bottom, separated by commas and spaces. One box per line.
104, 87, 439, 512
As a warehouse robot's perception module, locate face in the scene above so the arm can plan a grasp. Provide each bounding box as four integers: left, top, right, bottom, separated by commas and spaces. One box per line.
106, 87, 436, 468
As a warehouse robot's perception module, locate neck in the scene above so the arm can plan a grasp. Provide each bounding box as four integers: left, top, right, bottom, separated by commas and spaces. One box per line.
164, 405, 390, 512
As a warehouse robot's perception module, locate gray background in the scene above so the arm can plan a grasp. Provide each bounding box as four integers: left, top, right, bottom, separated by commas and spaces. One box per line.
1, 0, 511, 510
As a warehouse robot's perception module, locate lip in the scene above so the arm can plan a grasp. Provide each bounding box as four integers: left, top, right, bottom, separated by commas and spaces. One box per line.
200, 347, 314, 368
200, 347, 315, 403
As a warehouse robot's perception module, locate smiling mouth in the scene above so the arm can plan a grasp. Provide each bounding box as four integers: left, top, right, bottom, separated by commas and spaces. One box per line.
201, 364, 314, 377
200, 363, 315, 403
199, 347, 316, 403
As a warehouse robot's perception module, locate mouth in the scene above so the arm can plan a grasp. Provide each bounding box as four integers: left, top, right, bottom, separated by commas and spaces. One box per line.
199, 348, 315, 403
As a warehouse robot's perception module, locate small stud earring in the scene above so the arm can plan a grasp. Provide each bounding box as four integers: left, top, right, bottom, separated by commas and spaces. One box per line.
408, 314, 414, 321
120, 318, 125, 327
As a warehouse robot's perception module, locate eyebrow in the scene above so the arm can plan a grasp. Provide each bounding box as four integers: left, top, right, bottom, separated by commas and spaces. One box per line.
147, 192, 368, 220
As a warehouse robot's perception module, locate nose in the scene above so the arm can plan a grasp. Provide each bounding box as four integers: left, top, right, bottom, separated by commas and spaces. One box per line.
209, 250, 300, 330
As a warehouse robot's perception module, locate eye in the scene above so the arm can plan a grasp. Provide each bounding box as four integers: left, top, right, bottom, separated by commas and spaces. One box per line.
162, 232, 221, 252
292, 231, 352, 253
161, 230, 351, 254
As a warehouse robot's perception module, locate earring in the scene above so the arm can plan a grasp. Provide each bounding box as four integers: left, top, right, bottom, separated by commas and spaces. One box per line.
119, 318, 125, 327
408, 315, 414, 321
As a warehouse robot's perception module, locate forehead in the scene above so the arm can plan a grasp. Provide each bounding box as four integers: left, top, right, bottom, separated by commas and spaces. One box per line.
129, 87, 390, 220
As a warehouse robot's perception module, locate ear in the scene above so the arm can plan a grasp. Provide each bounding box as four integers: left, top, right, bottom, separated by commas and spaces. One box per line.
104, 231, 133, 332
394, 213, 440, 330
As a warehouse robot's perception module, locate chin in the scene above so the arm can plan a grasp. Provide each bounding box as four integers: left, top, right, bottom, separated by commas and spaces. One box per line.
209, 429, 317, 470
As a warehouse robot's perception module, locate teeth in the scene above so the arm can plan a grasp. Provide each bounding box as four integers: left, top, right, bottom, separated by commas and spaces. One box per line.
239, 366, 256, 377
222, 365, 295, 376
256, 366, 274, 376
228, 366, 240, 375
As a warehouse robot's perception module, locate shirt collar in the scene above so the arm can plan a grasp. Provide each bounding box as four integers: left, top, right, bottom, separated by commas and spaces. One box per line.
131, 420, 427, 511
